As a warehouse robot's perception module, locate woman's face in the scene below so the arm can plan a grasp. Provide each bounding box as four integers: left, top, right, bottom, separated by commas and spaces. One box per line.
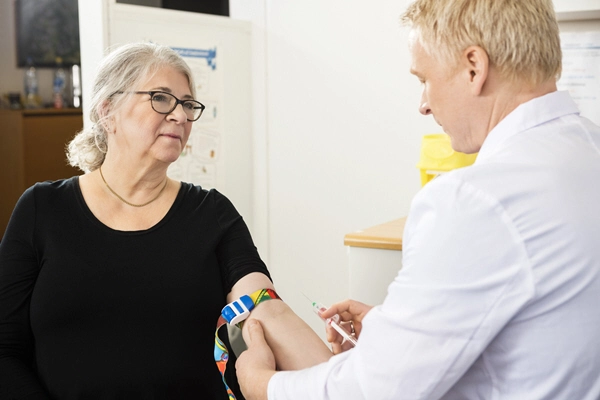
110, 66, 194, 166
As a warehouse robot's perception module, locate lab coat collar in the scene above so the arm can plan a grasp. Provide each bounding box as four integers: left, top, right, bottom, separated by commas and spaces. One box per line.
475, 90, 580, 163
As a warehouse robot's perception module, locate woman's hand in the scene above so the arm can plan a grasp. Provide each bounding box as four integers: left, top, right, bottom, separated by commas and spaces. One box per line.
319, 299, 373, 354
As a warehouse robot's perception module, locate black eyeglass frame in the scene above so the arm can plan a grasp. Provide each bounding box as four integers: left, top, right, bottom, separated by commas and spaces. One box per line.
134, 91, 205, 122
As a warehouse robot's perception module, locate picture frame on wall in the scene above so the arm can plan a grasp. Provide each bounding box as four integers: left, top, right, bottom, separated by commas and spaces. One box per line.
14, 0, 80, 68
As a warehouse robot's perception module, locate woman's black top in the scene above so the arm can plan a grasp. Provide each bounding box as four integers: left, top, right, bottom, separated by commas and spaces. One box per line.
0, 178, 270, 399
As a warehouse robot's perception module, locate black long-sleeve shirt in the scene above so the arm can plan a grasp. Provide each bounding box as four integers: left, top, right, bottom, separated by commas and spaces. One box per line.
0, 178, 269, 399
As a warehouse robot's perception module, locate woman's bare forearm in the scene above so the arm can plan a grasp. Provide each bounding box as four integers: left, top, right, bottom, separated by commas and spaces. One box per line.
242, 300, 332, 370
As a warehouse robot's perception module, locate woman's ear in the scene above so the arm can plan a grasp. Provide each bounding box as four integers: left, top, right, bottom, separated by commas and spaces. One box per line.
97, 100, 115, 134
97, 99, 111, 119
463, 45, 489, 96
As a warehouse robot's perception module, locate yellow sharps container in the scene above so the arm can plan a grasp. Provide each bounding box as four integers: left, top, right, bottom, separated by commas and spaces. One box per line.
416, 134, 478, 186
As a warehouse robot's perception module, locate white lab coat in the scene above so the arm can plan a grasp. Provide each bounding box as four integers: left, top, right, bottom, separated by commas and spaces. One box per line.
268, 91, 600, 400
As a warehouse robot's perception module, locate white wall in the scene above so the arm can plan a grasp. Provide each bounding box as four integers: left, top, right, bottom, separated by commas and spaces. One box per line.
229, 0, 600, 340
554, 0, 600, 20
230, 0, 439, 338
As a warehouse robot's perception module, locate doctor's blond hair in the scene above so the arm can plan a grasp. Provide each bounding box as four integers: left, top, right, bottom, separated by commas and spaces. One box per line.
67, 42, 196, 172
401, 0, 562, 86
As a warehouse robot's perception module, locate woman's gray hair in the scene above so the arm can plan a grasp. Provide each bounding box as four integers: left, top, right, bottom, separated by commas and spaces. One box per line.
67, 42, 196, 172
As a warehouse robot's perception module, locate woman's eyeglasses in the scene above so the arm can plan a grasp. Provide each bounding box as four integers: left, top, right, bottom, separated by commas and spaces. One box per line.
134, 91, 205, 121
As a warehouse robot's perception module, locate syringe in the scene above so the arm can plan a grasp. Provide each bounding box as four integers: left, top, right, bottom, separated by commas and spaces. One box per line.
302, 293, 358, 347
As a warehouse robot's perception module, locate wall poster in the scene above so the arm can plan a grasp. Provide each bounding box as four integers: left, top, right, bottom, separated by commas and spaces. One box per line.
557, 31, 600, 126
167, 46, 223, 189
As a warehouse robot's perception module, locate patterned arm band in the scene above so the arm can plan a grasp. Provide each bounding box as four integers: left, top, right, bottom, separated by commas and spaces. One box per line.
214, 288, 282, 399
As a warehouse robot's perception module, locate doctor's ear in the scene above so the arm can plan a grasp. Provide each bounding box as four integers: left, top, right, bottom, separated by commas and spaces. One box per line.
463, 46, 489, 95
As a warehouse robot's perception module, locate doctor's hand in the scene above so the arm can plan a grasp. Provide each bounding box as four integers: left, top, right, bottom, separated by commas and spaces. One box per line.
236, 320, 276, 400
320, 299, 373, 355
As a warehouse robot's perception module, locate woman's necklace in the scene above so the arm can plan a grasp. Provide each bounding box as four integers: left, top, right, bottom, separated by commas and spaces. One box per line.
99, 166, 168, 207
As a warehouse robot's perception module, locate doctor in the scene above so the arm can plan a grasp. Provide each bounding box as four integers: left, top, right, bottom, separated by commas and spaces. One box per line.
235, 0, 600, 399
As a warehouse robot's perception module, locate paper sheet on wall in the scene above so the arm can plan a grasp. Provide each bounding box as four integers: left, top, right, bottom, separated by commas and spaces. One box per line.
167, 46, 223, 189
557, 32, 600, 126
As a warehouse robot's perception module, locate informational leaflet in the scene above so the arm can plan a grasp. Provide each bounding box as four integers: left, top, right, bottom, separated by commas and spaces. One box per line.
557, 32, 600, 126
168, 46, 223, 189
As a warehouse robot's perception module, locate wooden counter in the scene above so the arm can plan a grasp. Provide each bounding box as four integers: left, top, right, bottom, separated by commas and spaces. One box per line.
0, 108, 83, 238
344, 217, 406, 250
344, 217, 407, 305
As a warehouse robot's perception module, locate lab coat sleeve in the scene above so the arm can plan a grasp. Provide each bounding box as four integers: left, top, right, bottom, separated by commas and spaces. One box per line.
268, 176, 535, 400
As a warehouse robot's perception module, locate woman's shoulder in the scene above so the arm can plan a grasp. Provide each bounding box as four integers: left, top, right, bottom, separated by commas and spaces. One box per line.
25, 176, 79, 197
10, 178, 80, 226
25, 177, 79, 199
178, 182, 228, 202
177, 182, 238, 215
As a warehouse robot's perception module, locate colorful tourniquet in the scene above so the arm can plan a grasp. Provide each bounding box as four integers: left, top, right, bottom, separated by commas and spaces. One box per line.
214, 288, 282, 399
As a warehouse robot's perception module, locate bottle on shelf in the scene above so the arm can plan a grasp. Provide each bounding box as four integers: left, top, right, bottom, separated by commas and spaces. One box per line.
53, 57, 67, 109
23, 57, 40, 109
71, 64, 82, 108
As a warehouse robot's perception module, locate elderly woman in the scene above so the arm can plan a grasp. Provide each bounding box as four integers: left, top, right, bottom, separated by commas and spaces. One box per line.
0, 42, 331, 400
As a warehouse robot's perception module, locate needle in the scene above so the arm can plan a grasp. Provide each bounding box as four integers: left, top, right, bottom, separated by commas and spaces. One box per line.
302, 292, 357, 347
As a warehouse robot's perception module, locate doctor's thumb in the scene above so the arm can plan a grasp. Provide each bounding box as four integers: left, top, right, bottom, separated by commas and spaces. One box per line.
245, 319, 266, 346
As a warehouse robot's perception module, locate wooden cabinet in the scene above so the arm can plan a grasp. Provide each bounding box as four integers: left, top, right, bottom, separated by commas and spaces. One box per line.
0, 108, 83, 238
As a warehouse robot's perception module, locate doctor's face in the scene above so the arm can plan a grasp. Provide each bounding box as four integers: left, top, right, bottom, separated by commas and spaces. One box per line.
409, 33, 478, 153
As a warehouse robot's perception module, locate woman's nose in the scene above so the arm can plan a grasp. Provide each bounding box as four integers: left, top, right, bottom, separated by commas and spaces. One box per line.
168, 104, 188, 123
